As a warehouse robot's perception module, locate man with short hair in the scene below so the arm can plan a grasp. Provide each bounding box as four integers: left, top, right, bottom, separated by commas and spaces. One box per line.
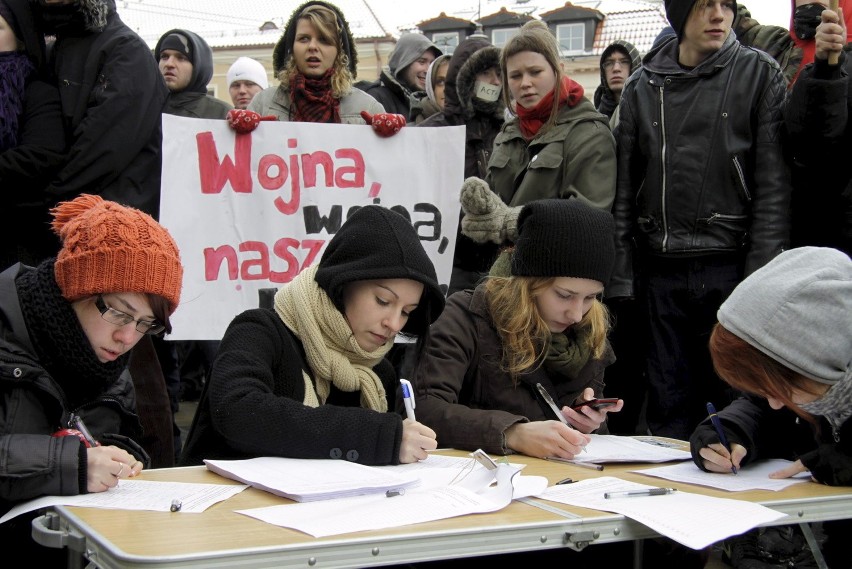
154, 29, 232, 119
611, 0, 791, 441
226, 56, 268, 109
358, 33, 442, 118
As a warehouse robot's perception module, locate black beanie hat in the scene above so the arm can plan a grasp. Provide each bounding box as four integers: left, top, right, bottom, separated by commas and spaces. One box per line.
665, 0, 737, 40
511, 199, 616, 285
315, 206, 445, 335
158, 32, 192, 60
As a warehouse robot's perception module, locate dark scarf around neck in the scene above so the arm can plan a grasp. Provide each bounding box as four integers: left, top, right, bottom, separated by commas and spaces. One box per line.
16, 260, 130, 410
0, 52, 34, 151
289, 68, 341, 123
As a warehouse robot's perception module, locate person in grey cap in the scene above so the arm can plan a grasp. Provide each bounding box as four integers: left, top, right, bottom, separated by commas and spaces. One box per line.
180, 206, 445, 467
413, 198, 624, 460
357, 32, 442, 118
690, 246, 852, 568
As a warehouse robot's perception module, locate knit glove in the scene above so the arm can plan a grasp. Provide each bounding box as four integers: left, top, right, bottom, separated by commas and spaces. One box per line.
226, 109, 276, 134
459, 176, 522, 244
360, 111, 406, 137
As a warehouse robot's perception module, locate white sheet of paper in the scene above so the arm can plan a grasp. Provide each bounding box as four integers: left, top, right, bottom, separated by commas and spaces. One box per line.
237, 463, 523, 537
537, 476, 787, 550
633, 459, 812, 491
204, 456, 421, 501
0, 480, 247, 524
572, 435, 692, 464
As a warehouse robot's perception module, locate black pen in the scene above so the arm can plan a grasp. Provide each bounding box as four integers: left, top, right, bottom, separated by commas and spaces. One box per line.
706, 402, 737, 475
604, 488, 676, 499
70, 414, 99, 448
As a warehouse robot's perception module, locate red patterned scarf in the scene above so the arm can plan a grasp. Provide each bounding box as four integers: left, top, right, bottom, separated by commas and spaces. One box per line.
516, 76, 585, 140
290, 69, 341, 124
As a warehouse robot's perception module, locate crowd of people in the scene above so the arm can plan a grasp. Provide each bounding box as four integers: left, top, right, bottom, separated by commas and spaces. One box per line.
1, 0, 850, 567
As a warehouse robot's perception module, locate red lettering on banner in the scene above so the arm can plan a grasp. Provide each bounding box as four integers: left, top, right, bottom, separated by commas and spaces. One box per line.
203, 239, 328, 284
196, 132, 252, 194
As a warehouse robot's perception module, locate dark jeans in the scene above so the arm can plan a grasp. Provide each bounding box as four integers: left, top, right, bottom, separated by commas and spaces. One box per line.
642, 254, 743, 440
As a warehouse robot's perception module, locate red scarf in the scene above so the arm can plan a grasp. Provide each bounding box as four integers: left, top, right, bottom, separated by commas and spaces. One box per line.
516, 76, 585, 140
290, 69, 341, 123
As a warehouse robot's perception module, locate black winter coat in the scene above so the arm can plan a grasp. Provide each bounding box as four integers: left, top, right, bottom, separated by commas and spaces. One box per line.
180, 308, 405, 467
611, 34, 791, 298
784, 48, 852, 256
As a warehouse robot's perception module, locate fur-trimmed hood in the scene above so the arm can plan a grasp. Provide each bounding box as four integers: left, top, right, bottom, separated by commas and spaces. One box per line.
444, 36, 504, 122
33, 0, 112, 34
272, 0, 357, 78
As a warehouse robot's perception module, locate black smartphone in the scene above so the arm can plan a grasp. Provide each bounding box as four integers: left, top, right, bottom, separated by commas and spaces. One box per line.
571, 398, 619, 411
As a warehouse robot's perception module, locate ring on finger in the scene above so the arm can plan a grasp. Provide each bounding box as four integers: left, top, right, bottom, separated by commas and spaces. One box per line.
115, 463, 125, 478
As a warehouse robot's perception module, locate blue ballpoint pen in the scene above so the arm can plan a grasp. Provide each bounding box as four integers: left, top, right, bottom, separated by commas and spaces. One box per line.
706, 402, 737, 475
400, 379, 416, 421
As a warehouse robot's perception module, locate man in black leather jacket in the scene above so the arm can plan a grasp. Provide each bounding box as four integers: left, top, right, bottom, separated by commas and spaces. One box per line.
611, 0, 791, 440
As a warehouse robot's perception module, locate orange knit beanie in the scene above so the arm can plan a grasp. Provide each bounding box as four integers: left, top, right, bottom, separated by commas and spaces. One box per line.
51, 194, 183, 314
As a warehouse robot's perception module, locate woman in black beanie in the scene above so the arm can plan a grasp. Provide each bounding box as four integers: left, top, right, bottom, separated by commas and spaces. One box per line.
412, 198, 623, 459
180, 206, 445, 467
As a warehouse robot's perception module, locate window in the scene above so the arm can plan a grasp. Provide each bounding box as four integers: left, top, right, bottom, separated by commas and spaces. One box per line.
432, 32, 459, 55
555, 22, 585, 56
491, 28, 518, 48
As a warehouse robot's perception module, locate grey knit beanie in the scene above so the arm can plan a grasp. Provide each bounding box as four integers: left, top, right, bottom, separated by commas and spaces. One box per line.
511, 198, 616, 285
717, 247, 852, 385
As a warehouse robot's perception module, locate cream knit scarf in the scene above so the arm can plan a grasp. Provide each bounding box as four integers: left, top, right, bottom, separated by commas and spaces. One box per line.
273, 266, 390, 411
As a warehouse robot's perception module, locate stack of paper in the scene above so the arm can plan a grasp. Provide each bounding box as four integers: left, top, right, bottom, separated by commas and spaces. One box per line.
204, 457, 421, 502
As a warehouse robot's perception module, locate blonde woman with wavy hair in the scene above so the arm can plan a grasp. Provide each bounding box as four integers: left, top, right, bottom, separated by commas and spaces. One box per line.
248, 1, 383, 124
413, 199, 624, 460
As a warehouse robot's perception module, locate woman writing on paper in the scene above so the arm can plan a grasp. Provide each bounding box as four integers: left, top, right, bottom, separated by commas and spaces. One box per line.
690, 247, 851, 567
0, 195, 183, 561
412, 199, 623, 459
180, 206, 443, 467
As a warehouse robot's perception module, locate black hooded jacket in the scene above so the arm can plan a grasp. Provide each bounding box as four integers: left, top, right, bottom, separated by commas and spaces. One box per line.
419, 37, 506, 286
154, 29, 232, 119
33, 0, 167, 217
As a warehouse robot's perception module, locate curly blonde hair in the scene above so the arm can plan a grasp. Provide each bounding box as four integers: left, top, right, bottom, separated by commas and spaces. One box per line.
277, 4, 354, 99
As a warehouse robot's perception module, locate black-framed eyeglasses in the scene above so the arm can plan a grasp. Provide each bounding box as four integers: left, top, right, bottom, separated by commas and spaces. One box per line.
603, 58, 631, 70
95, 295, 165, 336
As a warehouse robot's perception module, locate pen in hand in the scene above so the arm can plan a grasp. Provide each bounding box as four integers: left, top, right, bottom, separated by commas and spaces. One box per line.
535, 383, 586, 453
706, 402, 737, 475
400, 379, 416, 421
70, 413, 100, 448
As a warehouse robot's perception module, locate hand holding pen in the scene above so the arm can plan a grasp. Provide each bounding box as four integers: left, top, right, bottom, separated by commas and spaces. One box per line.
398, 379, 437, 464
703, 402, 741, 475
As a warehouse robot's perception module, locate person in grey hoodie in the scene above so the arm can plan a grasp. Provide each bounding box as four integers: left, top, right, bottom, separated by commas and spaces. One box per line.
690, 246, 852, 568
358, 32, 442, 118
592, 39, 640, 127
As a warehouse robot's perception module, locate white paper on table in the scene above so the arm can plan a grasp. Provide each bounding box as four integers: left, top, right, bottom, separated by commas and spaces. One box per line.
204, 456, 421, 501
537, 476, 787, 550
237, 463, 522, 537
374, 453, 536, 496
0, 480, 248, 524
633, 459, 813, 491
572, 434, 692, 464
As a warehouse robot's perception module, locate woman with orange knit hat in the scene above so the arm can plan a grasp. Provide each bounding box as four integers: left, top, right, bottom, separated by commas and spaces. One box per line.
0, 194, 183, 561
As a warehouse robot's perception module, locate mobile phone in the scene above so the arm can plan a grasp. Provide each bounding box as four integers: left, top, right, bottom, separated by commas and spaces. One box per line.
571, 398, 619, 411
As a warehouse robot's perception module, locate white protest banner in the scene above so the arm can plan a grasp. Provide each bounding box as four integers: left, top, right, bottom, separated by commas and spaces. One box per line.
160, 115, 464, 340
